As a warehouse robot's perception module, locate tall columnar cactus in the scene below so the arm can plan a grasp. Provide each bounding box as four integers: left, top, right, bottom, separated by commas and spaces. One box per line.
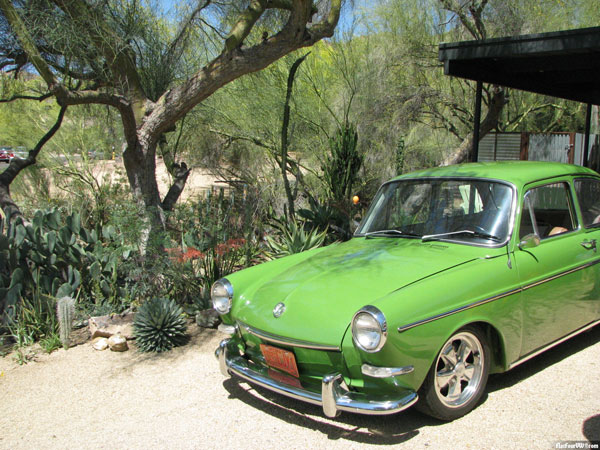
322, 122, 362, 204
56, 296, 75, 349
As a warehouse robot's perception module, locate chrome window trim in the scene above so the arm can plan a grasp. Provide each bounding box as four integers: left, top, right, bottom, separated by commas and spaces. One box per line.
573, 177, 600, 229
354, 177, 518, 249
239, 321, 341, 352
397, 257, 600, 333
520, 181, 578, 240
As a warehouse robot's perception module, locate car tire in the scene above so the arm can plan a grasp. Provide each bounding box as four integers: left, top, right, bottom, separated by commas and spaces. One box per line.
416, 326, 490, 421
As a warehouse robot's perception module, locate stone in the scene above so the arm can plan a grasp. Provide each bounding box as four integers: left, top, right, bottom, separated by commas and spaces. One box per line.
89, 312, 135, 340
92, 337, 109, 351
108, 334, 128, 352
196, 308, 221, 329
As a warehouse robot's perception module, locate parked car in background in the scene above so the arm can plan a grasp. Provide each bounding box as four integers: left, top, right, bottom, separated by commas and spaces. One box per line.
13, 146, 28, 160
0, 146, 15, 163
213, 161, 600, 421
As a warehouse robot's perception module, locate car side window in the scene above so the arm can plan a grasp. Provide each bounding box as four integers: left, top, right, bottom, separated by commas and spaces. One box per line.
574, 178, 600, 228
519, 182, 575, 239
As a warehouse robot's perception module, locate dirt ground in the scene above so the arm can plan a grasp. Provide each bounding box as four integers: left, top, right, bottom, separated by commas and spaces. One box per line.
90, 159, 223, 202
0, 324, 599, 450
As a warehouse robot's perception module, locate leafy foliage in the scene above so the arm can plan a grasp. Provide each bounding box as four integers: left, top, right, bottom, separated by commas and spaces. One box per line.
297, 197, 350, 243
180, 187, 261, 296
322, 122, 363, 205
133, 298, 188, 353
265, 218, 327, 258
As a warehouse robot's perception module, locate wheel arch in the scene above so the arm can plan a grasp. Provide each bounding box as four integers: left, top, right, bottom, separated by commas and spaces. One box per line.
461, 321, 507, 374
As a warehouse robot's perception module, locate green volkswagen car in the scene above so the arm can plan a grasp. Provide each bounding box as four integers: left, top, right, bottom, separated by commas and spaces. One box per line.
213, 161, 600, 421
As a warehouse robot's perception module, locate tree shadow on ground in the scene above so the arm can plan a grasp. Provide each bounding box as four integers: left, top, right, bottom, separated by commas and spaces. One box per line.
222, 378, 434, 445
222, 325, 600, 445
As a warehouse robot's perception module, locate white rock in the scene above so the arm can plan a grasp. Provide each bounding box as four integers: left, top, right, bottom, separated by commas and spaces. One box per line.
92, 337, 109, 351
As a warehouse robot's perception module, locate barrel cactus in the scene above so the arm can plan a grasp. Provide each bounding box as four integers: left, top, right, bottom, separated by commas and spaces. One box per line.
133, 298, 188, 352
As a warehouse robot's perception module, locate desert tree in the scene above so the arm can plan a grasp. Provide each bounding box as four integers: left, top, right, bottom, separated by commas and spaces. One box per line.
0, 0, 342, 247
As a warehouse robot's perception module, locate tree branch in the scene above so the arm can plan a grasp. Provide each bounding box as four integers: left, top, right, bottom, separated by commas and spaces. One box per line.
0, 92, 53, 103
0, 105, 68, 219
146, 0, 342, 136
50, 0, 147, 109
440, 85, 506, 166
224, 0, 268, 52
0, 0, 59, 88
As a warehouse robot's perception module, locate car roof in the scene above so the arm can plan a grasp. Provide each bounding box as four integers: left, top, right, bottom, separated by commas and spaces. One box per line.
391, 161, 599, 188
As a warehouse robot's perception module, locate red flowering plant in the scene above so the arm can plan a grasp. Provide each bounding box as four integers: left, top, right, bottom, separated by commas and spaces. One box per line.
199, 237, 247, 291
160, 245, 205, 307
164, 246, 204, 264
174, 187, 264, 306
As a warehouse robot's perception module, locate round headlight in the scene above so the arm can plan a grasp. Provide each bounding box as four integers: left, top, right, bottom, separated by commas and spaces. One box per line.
211, 278, 233, 314
351, 305, 387, 353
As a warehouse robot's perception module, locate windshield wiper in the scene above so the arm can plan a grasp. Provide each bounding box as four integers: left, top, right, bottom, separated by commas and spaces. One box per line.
364, 229, 421, 239
421, 229, 500, 242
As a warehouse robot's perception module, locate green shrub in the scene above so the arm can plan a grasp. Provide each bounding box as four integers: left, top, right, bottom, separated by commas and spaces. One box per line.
266, 218, 327, 258
39, 334, 62, 354
133, 298, 188, 353
0, 208, 135, 338
297, 197, 350, 243
176, 187, 263, 304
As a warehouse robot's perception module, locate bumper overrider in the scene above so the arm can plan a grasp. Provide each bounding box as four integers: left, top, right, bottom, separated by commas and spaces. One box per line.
215, 338, 419, 418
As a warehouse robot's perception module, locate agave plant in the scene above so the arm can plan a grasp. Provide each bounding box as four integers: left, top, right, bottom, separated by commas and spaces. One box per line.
133, 298, 188, 352
265, 219, 328, 259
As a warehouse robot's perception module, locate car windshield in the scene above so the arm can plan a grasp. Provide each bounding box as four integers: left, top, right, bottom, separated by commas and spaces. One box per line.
356, 178, 514, 245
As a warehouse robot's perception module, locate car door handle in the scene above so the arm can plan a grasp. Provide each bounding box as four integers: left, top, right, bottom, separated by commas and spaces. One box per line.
581, 239, 597, 252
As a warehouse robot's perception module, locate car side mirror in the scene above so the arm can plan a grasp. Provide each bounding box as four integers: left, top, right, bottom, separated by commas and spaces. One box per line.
518, 233, 540, 250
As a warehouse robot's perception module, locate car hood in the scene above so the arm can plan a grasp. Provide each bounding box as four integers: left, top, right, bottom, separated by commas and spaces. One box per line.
233, 237, 496, 348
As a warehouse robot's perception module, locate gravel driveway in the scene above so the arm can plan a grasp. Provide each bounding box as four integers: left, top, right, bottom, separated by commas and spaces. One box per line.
1, 325, 599, 449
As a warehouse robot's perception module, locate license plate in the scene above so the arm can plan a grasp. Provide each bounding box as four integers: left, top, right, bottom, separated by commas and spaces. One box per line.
260, 344, 300, 378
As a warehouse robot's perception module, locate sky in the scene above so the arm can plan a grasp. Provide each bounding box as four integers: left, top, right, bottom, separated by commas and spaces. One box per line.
155, 0, 373, 37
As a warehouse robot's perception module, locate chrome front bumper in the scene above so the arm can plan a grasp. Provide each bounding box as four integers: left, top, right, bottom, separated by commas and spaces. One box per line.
215, 339, 418, 418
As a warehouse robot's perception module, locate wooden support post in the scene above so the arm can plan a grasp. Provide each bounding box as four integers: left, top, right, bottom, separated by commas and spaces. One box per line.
584, 103, 592, 167
472, 81, 483, 162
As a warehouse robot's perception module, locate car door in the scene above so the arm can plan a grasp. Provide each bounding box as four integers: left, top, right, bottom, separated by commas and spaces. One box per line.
513, 179, 599, 357
573, 177, 600, 319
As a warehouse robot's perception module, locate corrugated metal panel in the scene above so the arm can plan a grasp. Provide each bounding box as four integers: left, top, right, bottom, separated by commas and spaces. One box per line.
478, 133, 521, 161
529, 133, 571, 163
477, 132, 597, 165
574, 134, 583, 165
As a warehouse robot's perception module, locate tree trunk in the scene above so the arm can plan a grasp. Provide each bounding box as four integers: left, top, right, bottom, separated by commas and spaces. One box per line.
121, 137, 166, 253
440, 86, 507, 166
0, 105, 67, 222
280, 54, 309, 219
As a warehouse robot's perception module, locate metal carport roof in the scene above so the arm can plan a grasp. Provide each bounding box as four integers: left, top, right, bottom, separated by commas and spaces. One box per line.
438, 26, 600, 164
